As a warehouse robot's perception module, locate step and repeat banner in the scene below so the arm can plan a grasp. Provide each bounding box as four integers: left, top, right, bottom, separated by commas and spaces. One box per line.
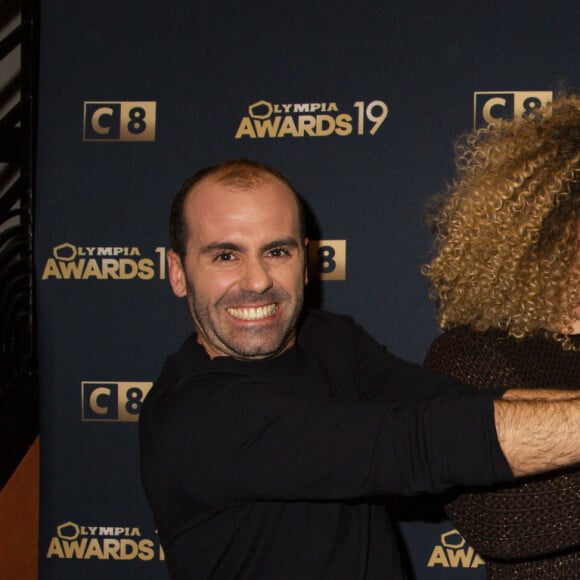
35, 2, 578, 578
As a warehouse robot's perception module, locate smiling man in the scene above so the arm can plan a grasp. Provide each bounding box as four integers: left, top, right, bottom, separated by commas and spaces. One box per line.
139, 159, 580, 580
165, 166, 307, 360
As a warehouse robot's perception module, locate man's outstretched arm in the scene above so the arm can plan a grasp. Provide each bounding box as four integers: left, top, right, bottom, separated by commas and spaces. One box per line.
494, 394, 580, 477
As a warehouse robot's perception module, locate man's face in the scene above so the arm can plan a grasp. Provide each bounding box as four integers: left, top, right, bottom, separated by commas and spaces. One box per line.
167, 174, 308, 360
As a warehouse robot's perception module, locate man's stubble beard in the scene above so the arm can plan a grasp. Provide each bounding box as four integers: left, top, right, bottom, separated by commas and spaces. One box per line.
185, 279, 304, 360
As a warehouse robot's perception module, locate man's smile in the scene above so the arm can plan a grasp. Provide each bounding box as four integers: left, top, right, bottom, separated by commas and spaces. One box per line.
226, 304, 278, 321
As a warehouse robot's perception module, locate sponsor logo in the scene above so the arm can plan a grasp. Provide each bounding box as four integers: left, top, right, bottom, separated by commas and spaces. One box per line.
308, 240, 346, 281
427, 529, 485, 569
473, 91, 552, 128
41, 243, 167, 281
42, 242, 344, 282
83, 101, 156, 141
82, 382, 152, 422
46, 521, 164, 561
235, 100, 388, 139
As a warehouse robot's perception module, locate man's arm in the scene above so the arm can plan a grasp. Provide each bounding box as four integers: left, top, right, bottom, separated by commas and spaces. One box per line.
494, 395, 580, 476
502, 388, 580, 401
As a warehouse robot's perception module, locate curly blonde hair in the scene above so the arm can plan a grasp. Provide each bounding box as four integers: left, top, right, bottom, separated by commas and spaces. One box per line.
423, 94, 580, 348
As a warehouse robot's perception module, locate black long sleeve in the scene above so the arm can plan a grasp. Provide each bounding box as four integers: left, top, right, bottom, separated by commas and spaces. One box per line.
140, 310, 512, 579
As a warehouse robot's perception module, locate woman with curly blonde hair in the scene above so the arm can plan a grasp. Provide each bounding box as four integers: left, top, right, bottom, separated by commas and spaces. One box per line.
423, 94, 580, 578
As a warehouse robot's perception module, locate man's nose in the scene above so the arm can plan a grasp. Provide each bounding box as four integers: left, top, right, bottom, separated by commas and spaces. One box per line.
240, 257, 274, 293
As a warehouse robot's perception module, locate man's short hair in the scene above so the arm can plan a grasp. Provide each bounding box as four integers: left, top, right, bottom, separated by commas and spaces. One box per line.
169, 159, 307, 259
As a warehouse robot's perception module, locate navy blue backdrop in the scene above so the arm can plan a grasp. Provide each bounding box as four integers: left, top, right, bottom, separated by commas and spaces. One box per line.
35, 2, 579, 578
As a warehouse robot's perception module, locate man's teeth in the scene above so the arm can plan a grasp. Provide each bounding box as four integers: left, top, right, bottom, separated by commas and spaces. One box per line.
227, 304, 277, 321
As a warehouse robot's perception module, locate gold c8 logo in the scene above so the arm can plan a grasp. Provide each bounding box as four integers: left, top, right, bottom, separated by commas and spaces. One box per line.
308, 240, 346, 281
473, 91, 552, 128
82, 382, 153, 422
83, 101, 156, 141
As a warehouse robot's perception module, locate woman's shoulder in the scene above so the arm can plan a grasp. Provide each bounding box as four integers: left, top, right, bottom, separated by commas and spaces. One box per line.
424, 327, 515, 389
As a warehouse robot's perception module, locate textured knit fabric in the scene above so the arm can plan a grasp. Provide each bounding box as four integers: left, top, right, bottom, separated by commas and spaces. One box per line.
424, 327, 580, 579
140, 310, 512, 580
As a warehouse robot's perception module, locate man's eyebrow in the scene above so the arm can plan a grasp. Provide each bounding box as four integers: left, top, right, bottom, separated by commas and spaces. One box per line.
199, 242, 241, 255
262, 238, 300, 252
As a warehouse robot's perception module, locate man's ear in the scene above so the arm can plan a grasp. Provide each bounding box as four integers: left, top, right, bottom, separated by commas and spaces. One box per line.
167, 249, 187, 297
303, 237, 309, 285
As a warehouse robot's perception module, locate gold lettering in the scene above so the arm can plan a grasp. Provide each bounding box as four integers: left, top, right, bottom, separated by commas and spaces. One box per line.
119, 539, 139, 560
471, 553, 485, 567
102, 538, 120, 559
335, 114, 353, 136
277, 116, 298, 137
254, 117, 282, 138
62, 538, 88, 558
427, 546, 449, 567
297, 116, 317, 136
82, 259, 103, 279
42, 259, 62, 280
138, 259, 155, 280
138, 539, 155, 561
101, 259, 120, 279
59, 260, 86, 279
447, 547, 474, 567
234, 117, 256, 139
315, 115, 335, 137
46, 537, 65, 558
84, 538, 105, 559
119, 259, 138, 279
